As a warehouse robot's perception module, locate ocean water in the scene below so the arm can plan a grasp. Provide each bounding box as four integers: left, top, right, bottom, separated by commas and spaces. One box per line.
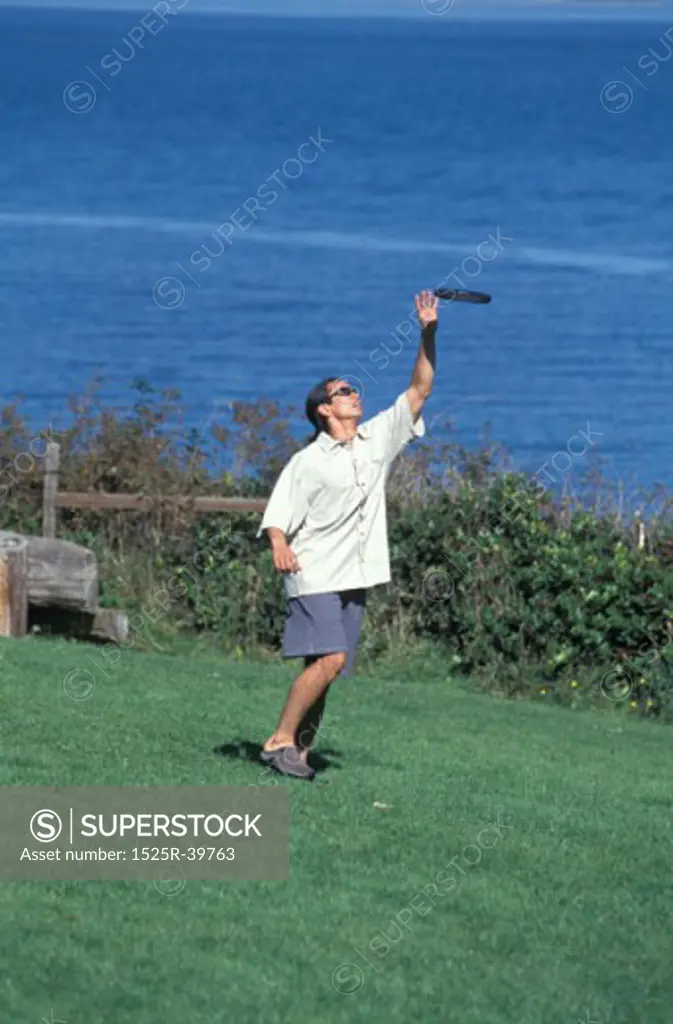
1, 6, 673, 491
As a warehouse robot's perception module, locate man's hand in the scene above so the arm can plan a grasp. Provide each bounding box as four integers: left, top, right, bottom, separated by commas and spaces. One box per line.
267, 529, 300, 573
273, 541, 300, 574
414, 289, 439, 329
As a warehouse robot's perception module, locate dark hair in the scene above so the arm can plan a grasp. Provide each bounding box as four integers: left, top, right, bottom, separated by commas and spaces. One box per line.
304, 376, 336, 445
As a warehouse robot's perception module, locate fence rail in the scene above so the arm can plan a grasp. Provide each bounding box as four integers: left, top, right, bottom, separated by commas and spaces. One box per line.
41, 443, 267, 537
54, 493, 267, 513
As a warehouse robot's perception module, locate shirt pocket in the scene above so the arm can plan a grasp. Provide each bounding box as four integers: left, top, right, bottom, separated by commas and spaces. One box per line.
362, 454, 386, 493
309, 473, 358, 524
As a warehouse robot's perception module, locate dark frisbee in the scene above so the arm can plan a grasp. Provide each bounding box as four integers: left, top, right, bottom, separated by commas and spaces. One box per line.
434, 288, 492, 304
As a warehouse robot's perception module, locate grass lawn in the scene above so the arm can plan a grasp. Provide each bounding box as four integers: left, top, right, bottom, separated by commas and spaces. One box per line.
0, 634, 671, 1024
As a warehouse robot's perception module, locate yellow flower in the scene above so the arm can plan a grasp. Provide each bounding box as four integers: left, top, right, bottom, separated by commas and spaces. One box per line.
570, 680, 578, 688
629, 700, 638, 708
540, 689, 547, 695
646, 699, 654, 708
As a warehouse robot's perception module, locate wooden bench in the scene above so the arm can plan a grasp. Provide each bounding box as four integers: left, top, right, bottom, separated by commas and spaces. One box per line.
0, 530, 128, 643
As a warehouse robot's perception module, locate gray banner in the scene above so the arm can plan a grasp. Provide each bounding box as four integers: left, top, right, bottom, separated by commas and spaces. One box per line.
0, 786, 289, 881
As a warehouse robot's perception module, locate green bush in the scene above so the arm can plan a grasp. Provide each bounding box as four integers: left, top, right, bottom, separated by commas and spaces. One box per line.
166, 515, 286, 651
388, 474, 673, 716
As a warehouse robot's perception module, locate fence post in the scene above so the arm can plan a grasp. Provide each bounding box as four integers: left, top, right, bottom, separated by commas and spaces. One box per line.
637, 519, 646, 551
42, 442, 60, 539
0, 532, 28, 637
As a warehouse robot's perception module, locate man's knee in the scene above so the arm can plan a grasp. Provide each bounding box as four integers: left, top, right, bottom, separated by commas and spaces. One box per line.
320, 651, 348, 677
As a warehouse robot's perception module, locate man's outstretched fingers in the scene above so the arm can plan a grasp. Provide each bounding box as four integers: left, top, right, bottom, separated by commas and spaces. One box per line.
414, 289, 439, 327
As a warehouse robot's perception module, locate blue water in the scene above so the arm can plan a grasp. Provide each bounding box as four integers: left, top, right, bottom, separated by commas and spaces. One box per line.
1, 6, 673, 490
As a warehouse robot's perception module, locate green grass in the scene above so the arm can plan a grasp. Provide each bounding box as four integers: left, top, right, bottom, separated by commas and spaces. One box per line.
0, 635, 671, 1024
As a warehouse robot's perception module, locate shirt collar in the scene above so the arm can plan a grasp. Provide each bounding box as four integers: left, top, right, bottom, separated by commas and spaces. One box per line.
317, 424, 369, 451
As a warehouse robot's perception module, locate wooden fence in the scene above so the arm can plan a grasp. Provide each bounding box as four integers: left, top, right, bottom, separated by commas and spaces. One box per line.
0, 442, 268, 640
41, 442, 268, 538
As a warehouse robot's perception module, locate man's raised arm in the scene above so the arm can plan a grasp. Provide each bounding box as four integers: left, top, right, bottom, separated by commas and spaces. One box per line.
406, 289, 438, 423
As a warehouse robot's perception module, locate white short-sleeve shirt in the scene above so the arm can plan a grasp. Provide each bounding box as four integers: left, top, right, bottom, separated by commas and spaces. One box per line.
257, 391, 425, 598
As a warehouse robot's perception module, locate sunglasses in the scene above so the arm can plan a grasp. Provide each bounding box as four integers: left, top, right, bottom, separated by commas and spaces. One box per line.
327, 385, 360, 400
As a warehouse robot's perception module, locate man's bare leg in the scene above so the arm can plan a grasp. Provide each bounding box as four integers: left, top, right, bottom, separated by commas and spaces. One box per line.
263, 651, 346, 755
296, 688, 328, 764
295, 656, 331, 763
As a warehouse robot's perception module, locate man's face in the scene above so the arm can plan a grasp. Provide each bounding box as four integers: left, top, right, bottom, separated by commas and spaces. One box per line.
321, 379, 362, 424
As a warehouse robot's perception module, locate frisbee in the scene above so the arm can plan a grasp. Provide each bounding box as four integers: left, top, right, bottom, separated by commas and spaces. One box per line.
434, 288, 492, 304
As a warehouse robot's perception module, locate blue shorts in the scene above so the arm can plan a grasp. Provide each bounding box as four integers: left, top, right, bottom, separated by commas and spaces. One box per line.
282, 589, 367, 677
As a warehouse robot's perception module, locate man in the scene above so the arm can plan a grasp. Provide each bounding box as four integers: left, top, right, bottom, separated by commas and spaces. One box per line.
256, 290, 438, 779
